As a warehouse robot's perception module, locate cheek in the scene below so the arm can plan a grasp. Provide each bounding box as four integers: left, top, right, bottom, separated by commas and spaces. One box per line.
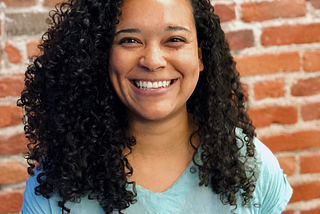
108, 57, 128, 89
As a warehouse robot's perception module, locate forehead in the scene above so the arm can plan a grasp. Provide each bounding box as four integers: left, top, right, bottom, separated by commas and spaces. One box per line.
118, 0, 195, 29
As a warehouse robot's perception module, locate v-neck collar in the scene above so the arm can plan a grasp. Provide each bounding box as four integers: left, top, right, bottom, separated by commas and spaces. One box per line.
128, 160, 195, 195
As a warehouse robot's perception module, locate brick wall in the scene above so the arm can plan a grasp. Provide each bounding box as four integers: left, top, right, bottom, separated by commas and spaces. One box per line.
213, 0, 320, 213
0, 0, 319, 213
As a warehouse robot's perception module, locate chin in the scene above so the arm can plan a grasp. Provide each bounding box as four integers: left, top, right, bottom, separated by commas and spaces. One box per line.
131, 109, 173, 122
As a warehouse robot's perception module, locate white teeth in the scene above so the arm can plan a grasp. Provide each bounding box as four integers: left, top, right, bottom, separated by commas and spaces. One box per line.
163, 81, 167, 87
142, 81, 147, 88
134, 80, 172, 90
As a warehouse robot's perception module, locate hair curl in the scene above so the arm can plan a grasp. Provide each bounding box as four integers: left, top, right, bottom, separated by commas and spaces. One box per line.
17, 0, 256, 213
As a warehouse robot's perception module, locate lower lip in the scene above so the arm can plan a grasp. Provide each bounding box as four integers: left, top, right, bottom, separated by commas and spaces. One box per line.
131, 80, 176, 96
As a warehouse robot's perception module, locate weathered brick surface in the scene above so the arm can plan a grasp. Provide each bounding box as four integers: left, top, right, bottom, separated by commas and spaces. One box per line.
303, 50, 320, 72
291, 77, 320, 97
290, 181, 320, 202
5, 13, 50, 36
0, 134, 28, 155
260, 130, 320, 153
261, 23, 320, 46
277, 156, 295, 176
0, 189, 24, 214
234, 52, 300, 76
0, 161, 28, 185
241, 0, 306, 22
5, 42, 22, 64
225, 30, 254, 50
300, 154, 320, 174
248, 106, 298, 127
0, 104, 23, 128
0, 74, 25, 98
213, 4, 236, 23
254, 79, 285, 100
1, 0, 37, 7
44, 0, 67, 7
301, 102, 320, 121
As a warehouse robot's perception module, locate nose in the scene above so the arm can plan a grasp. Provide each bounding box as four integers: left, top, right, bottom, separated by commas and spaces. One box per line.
139, 44, 167, 72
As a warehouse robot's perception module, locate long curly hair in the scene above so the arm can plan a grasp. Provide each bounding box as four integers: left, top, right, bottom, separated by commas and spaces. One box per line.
17, 0, 257, 213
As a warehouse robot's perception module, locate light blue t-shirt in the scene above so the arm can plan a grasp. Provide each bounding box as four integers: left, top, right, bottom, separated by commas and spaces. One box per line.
20, 136, 292, 214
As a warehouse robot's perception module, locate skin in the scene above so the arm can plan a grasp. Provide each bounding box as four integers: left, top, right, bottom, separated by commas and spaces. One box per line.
108, 0, 203, 192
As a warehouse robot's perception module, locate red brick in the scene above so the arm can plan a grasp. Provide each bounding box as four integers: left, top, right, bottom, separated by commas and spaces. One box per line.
241, 0, 306, 22
225, 30, 254, 50
234, 52, 300, 76
0, 189, 24, 214
260, 130, 320, 153
43, 0, 67, 7
26, 40, 41, 59
0, 74, 25, 98
277, 156, 295, 176
214, 4, 236, 23
0, 161, 28, 185
300, 154, 320, 174
254, 79, 285, 100
282, 210, 294, 214
248, 106, 298, 128
5, 42, 22, 64
301, 102, 320, 121
303, 50, 320, 72
311, 0, 320, 9
0, 104, 23, 128
0, 134, 28, 155
262, 23, 320, 46
291, 77, 320, 97
1, 0, 36, 7
290, 181, 320, 202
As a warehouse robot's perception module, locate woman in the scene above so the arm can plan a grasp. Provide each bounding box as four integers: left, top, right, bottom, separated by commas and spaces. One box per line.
18, 0, 292, 213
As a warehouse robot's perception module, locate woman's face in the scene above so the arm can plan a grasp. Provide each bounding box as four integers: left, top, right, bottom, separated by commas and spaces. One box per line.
109, 0, 203, 121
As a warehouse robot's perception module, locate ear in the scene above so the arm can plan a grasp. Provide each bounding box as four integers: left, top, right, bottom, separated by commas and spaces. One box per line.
198, 48, 204, 72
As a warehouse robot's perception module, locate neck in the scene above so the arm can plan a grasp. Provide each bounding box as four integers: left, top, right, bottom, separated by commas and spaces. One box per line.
127, 108, 196, 158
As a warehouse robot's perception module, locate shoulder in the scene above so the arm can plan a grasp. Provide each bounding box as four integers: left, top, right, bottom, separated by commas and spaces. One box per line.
235, 128, 292, 213
252, 137, 293, 213
21, 168, 58, 214
21, 168, 105, 214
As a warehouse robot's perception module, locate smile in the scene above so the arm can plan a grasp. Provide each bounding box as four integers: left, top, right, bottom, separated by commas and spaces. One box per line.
133, 79, 176, 90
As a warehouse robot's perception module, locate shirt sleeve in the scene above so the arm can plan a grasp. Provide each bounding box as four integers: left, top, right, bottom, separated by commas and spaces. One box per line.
254, 138, 293, 214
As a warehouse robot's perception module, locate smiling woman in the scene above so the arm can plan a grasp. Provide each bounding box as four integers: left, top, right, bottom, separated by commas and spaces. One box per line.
18, 0, 292, 213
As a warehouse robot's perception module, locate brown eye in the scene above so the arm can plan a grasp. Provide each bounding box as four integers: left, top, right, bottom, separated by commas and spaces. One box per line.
168, 37, 185, 43
119, 38, 140, 44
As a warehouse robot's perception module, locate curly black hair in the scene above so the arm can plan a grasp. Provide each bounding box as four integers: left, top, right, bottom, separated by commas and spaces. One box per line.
17, 0, 257, 213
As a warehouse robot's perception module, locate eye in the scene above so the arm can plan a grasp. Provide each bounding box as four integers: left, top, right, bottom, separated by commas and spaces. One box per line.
119, 38, 140, 44
167, 37, 186, 43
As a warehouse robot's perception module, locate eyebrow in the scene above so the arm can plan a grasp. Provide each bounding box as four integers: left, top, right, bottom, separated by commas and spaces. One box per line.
165, 26, 191, 33
114, 26, 191, 37
114, 28, 141, 37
